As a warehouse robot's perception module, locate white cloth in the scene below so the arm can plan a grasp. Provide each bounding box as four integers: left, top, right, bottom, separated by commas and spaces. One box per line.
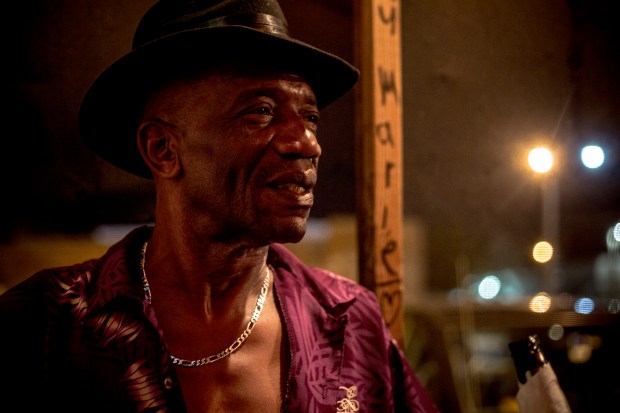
516, 363, 572, 413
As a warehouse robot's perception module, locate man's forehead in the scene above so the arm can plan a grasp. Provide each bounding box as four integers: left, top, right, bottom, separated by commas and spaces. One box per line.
145, 70, 318, 119
189, 69, 317, 104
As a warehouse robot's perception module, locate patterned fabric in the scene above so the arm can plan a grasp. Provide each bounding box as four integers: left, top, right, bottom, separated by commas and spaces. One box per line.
0, 226, 439, 413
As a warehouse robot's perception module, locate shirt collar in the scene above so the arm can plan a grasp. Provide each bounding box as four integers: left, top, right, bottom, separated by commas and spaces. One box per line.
86, 225, 153, 313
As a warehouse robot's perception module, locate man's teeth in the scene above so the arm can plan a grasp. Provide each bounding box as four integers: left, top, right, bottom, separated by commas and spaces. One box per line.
277, 183, 306, 194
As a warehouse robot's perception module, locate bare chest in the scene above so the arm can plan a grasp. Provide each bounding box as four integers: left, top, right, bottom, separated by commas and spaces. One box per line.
176, 357, 284, 413
172, 311, 288, 413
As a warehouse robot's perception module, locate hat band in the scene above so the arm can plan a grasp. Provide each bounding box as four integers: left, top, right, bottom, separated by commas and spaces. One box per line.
202, 13, 290, 37
153, 12, 290, 46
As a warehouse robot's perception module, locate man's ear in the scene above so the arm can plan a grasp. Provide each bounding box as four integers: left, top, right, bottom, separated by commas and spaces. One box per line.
137, 121, 181, 178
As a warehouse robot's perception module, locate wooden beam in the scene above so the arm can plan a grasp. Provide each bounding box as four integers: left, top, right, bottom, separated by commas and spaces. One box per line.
355, 0, 405, 346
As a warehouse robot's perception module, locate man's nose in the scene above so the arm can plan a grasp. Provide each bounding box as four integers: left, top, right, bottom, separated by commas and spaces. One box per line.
272, 116, 322, 159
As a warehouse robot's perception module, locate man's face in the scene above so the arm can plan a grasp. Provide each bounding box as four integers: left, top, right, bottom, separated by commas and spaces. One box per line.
154, 69, 322, 245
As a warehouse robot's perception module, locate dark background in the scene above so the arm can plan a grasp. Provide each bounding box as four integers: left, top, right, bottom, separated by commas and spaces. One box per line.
2, 0, 619, 292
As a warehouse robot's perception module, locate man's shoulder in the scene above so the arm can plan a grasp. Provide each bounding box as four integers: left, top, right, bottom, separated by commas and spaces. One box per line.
268, 243, 362, 288
0, 260, 96, 311
268, 243, 378, 311
0, 226, 151, 314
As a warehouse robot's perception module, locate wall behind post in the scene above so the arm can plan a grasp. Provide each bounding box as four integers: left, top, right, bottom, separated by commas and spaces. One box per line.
401, 0, 620, 291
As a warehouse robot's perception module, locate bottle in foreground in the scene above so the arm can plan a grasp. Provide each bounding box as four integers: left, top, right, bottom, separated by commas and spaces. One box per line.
508, 334, 572, 413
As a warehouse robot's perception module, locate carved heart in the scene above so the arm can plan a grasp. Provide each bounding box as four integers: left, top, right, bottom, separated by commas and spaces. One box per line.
380, 288, 402, 328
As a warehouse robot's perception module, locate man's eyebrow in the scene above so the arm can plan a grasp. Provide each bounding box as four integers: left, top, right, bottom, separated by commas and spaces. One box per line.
234, 87, 279, 103
232, 85, 318, 107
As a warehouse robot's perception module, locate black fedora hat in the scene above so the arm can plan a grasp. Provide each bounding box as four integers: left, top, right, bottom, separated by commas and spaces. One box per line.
79, 0, 360, 178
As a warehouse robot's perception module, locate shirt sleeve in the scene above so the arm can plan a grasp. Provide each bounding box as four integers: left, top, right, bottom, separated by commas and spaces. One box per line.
389, 336, 441, 413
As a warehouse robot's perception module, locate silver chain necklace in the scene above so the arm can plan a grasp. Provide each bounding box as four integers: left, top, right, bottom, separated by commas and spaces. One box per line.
139, 241, 271, 367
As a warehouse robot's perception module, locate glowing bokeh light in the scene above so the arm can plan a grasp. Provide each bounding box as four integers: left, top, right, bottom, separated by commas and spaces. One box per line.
532, 241, 554, 263
528, 147, 553, 173
580, 145, 605, 169
478, 275, 501, 300
548, 324, 564, 341
606, 224, 620, 252
574, 297, 595, 314
608, 298, 620, 314
529, 292, 551, 313
567, 333, 593, 364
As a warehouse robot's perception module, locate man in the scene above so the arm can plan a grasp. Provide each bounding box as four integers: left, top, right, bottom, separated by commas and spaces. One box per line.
0, 1, 439, 412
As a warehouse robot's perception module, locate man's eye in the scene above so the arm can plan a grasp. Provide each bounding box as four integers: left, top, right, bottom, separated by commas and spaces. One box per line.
307, 114, 320, 124
239, 104, 274, 125
253, 106, 273, 116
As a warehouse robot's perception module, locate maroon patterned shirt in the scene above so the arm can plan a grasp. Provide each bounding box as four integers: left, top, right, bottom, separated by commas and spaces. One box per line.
0, 226, 439, 412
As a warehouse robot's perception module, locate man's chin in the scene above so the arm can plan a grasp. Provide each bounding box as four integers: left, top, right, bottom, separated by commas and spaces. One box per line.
270, 219, 307, 244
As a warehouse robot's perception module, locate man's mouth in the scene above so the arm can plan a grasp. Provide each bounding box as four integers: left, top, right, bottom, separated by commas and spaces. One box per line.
266, 171, 316, 206
267, 170, 316, 192
272, 182, 311, 194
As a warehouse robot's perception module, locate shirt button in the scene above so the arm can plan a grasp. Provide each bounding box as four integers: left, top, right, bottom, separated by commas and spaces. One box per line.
164, 376, 174, 389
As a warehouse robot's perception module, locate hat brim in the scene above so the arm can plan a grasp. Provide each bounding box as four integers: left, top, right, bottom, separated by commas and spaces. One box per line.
78, 26, 360, 178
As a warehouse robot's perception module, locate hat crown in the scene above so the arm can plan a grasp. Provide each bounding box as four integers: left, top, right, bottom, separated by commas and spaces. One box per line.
133, 0, 289, 49
80, 0, 359, 178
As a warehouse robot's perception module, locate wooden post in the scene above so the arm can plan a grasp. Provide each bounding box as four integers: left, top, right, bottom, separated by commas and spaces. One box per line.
355, 0, 405, 346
